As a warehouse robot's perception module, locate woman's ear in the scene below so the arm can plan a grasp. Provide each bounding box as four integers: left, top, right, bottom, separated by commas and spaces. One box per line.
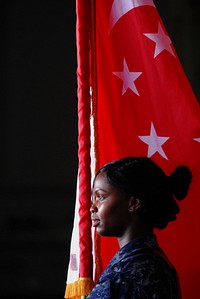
128, 196, 141, 213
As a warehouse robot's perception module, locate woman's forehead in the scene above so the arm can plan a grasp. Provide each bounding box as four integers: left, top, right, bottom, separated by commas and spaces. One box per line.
93, 172, 116, 192
93, 172, 109, 187
93, 172, 126, 196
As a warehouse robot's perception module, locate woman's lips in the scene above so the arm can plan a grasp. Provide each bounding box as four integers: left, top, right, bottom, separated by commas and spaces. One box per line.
91, 218, 100, 227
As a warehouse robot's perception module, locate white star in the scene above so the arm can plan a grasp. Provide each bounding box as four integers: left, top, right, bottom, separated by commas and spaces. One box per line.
144, 22, 176, 58
138, 122, 169, 159
194, 138, 200, 143
113, 58, 142, 96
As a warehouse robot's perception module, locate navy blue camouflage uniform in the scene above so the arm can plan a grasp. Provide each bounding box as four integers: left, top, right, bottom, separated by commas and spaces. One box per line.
87, 235, 181, 299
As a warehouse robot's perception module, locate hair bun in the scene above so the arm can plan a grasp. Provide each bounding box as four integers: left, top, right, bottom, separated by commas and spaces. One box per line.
170, 166, 192, 200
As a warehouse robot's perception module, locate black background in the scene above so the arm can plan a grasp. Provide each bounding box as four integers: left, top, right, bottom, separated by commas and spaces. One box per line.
1, 1, 199, 298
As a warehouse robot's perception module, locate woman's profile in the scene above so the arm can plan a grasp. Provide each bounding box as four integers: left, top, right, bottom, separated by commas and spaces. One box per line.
88, 157, 192, 299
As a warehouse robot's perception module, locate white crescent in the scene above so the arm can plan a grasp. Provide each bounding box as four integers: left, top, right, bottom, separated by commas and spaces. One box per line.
109, 0, 155, 32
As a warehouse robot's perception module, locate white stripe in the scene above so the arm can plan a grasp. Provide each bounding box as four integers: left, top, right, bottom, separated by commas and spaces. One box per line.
90, 113, 97, 280
66, 178, 80, 284
109, 0, 155, 32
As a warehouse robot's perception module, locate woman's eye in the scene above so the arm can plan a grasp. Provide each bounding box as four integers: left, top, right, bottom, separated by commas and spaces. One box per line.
97, 195, 105, 201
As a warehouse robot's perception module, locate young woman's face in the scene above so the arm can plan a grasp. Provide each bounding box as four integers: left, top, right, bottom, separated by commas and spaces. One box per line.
91, 172, 132, 237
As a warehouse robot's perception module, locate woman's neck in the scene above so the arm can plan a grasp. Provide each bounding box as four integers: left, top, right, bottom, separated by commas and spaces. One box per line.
117, 217, 153, 248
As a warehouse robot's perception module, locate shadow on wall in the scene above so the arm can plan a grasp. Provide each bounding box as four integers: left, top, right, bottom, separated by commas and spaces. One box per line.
1, 191, 75, 299
1, 0, 77, 298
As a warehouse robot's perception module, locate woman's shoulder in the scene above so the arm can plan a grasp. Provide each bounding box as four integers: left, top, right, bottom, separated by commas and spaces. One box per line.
122, 249, 180, 298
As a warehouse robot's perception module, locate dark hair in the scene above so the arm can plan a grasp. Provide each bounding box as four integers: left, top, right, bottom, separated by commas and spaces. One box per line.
95, 157, 192, 229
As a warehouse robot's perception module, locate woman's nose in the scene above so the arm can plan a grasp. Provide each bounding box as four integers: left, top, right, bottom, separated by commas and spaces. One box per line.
90, 202, 98, 213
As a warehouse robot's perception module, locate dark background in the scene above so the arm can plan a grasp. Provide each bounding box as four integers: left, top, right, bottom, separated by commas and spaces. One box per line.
1, 1, 199, 298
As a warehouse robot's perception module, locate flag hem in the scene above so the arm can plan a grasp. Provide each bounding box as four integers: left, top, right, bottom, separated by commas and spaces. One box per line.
65, 278, 94, 299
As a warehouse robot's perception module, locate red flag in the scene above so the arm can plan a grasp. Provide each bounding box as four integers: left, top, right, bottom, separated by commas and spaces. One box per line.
94, 0, 200, 298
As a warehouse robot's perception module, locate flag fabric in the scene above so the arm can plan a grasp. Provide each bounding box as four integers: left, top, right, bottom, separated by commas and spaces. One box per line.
65, 0, 200, 298
95, 0, 200, 298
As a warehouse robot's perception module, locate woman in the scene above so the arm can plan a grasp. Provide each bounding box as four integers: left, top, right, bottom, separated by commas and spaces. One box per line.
88, 157, 192, 299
